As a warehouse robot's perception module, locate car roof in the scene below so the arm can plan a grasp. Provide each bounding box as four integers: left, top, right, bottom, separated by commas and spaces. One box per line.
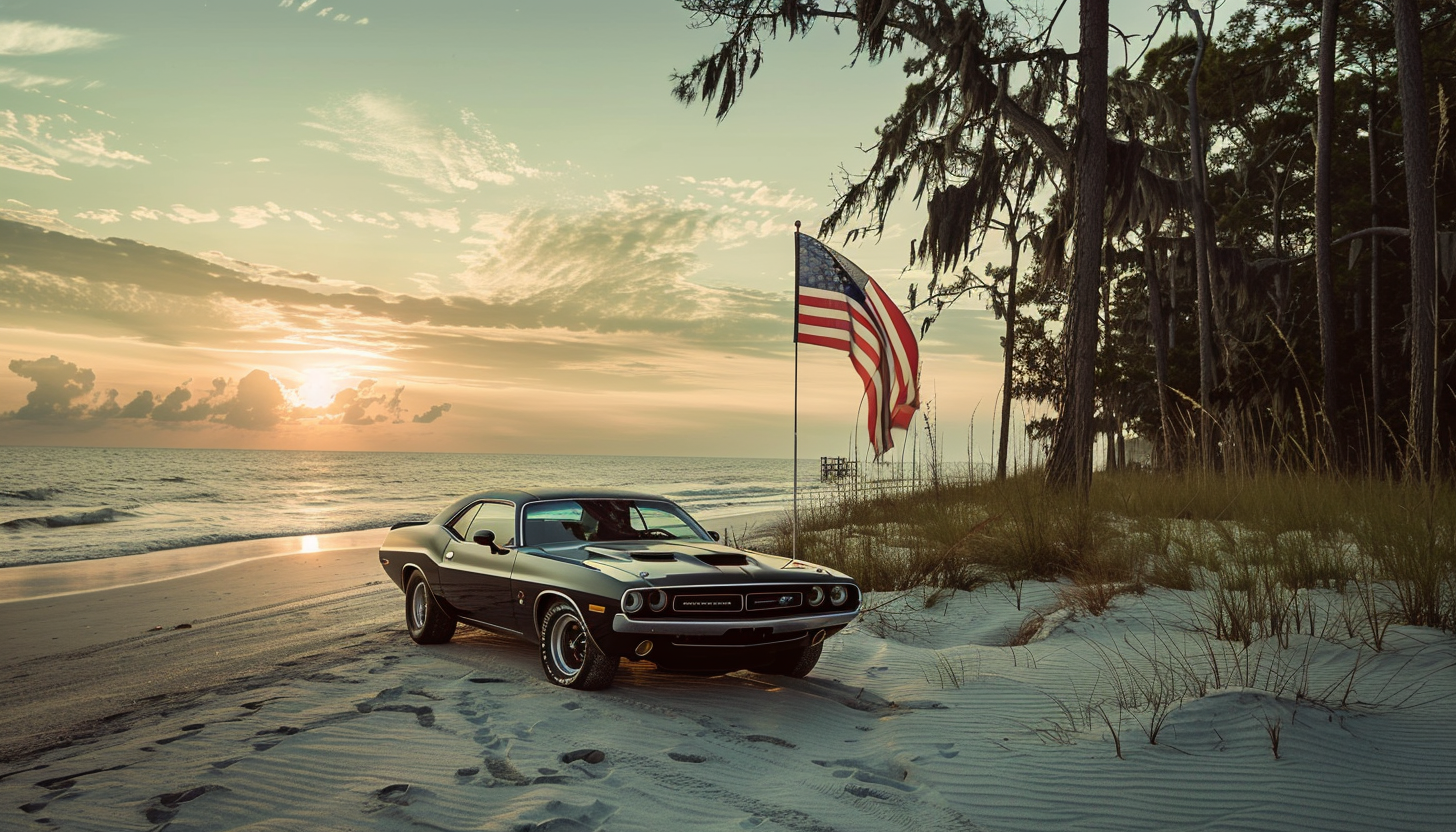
448, 487, 675, 509
431, 488, 682, 525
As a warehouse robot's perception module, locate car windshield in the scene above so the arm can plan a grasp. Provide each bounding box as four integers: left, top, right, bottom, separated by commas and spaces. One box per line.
522, 499, 710, 546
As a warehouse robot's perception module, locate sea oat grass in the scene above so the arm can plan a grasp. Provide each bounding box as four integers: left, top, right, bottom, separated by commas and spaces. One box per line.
764, 468, 1456, 633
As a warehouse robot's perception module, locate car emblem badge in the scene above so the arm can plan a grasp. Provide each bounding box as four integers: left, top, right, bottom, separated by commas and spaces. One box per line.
779, 595, 793, 605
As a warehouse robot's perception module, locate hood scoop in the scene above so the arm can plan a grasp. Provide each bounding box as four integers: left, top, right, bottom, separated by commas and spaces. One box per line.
629, 552, 678, 562
694, 552, 751, 567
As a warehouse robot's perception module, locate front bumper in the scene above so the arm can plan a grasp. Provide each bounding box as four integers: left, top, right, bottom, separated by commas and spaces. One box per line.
611, 607, 859, 636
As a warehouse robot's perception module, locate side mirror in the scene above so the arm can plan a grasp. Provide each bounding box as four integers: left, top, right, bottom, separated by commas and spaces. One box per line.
709, 531, 721, 542
473, 529, 508, 554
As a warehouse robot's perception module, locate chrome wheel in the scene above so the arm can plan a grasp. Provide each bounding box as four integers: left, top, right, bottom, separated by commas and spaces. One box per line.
410, 581, 429, 630
403, 572, 456, 645
538, 601, 617, 690
549, 611, 587, 678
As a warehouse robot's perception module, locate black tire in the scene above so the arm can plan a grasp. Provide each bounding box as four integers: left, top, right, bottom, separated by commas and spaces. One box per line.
539, 601, 618, 690
405, 572, 456, 644
751, 640, 822, 677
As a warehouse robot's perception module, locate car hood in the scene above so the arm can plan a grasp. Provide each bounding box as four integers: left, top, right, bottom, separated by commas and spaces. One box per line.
576, 540, 846, 586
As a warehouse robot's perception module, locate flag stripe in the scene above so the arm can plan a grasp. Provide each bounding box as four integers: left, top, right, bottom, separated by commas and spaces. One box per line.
794, 233, 920, 458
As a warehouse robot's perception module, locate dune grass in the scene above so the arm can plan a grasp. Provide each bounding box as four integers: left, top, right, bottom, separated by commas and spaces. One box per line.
761, 469, 1456, 638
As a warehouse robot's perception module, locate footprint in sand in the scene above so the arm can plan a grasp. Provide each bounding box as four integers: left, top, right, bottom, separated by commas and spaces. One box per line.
144, 785, 226, 824
375, 783, 412, 806
561, 749, 606, 764
744, 735, 796, 748
934, 742, 959, 758
155, 723, 207, 745
668, 752, 708, 763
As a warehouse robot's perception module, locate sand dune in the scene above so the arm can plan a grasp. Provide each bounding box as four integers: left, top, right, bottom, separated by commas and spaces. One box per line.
2, 531, 1454, 831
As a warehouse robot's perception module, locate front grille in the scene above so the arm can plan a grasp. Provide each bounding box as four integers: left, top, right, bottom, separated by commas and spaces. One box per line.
747, 591, 803, 611
623, 583, 858, 621
673, 594, 743, 613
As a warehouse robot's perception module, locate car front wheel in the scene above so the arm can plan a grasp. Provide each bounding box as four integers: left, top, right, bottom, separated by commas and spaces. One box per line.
405, 572, 457, 644
539, 601, 617, 690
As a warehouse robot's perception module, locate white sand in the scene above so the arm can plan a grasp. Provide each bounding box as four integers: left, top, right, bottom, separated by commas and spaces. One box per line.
2, 523, 1454, 831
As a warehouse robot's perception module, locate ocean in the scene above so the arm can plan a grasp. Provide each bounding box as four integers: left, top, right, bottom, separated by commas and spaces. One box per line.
0, 447, 811, 568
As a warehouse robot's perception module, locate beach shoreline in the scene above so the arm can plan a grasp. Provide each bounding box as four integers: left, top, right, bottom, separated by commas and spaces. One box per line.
4, 504, 1455, 831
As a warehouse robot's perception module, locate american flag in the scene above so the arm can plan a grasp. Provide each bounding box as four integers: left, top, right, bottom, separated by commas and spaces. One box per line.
795, 233, 920, 458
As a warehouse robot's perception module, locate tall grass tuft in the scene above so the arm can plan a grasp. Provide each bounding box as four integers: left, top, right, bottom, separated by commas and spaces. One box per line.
761, 467, 1456, 638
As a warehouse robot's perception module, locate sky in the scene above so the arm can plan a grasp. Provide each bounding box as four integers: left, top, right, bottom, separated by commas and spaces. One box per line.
0, 0, 1181, 461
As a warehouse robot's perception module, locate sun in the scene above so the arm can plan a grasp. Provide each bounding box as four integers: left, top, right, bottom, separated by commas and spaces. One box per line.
296, 368, 342, 409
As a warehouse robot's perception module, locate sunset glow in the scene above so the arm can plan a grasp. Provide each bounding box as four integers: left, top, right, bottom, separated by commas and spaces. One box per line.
0, 1, 1010, 458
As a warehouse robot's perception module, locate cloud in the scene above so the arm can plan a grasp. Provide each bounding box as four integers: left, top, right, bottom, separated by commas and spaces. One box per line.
412, 402, 451, 423
167, 204, 219, 224
150, 384, 213, 421
0, 110, 148, 178
400, 207, 459, 234
0, 67, 69, 89
345, 210, 399, 230
221, 369, 286, 429
118, 389, 155, 418
322, 380, 397, 425
228, 202, 330, 230
75, 208, 122, 224
3, 352, 436, 431
0, 214, 799, 417
303, 93, 536, 194
0, 140, 64, 178
0, 21, 116, 56
5, 355, 94, 419
683, 176, 818, 213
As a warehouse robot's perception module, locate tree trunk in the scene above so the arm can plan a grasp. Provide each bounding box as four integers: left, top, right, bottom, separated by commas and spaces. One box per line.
1393, 0, 1437, 479
1046, 0, 1108, 495
1315, 0, 1340, 445
1368, 66, 1384, 474
997, 234, 1019, 481
1145, 221, 1174, 466
1183, 4, 1218, 468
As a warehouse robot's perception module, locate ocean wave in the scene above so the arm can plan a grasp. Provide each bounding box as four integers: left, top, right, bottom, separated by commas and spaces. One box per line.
1, 507, 136, 531
0, 487, 62, 503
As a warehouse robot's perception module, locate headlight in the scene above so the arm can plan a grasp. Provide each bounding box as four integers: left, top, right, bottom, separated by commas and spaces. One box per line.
829, 585, 849, 606
648, 589, 669, 612
807, 586, 825, 607
622, 590, 644, 614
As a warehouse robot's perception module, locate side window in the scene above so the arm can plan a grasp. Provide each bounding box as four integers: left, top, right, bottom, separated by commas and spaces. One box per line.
467, 502, 516, 546
448, 503, 482, 539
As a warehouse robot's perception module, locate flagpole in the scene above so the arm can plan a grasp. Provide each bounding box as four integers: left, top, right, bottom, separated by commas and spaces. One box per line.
791, 221, 801, 568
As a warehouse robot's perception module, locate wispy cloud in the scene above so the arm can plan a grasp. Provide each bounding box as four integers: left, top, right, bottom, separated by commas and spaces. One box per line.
400, 207, 459, 234
683, 176, 818, 213
303, 93, 537, 194
0, 140, 64, 178
228, 202, 332, 230
0, 110, 148, 178
0, 21, 116, 56
74, 208, 122, 224
0, 66, 69, 89
277, 0, 367, 23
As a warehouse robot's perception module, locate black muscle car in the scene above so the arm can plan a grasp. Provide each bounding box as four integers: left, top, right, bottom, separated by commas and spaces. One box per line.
377, 488, 860, 689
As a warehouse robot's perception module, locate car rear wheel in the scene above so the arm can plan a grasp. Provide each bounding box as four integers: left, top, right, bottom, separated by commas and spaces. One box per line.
405, 572, 456, 644
540, 601, 617, 690
751, 641, 822, 677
